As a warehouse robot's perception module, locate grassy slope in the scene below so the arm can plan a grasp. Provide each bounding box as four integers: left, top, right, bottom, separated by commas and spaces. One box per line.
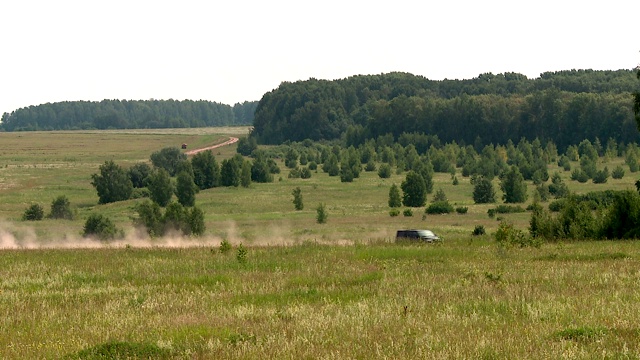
0, 129, 639, 358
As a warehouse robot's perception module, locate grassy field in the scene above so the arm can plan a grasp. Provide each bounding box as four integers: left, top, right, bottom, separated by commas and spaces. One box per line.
1, 129, 640, 358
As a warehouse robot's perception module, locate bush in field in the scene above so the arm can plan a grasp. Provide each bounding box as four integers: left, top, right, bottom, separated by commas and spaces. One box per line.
300, 167, 312, 179
549, 172, 570, 198
316, 203, 328, 224
494, 205, 526, 214
92, 160, 134, 204
134, 200, 206, 237
570, 168, 590, 183
219, 239, 232, 253
378, 163, 392, 178
425, 201, 454, 214
592, 167, 609, 184
611, 165, 625, 179
22, 204, 44, 221
49, 195, 74, 220
389, 209, 400, 217
433, 188, 447, 202
150, 147, 187, 176
456, 206, 468, 214
83, 213, 123, 240
472, 225, 486, 236
495, 221, 540, 248
403, 208, 413, 217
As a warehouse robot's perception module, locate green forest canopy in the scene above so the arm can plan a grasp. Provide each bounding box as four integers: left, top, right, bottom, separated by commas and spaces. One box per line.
0, 99, 257, 131
251, 69, 639, 150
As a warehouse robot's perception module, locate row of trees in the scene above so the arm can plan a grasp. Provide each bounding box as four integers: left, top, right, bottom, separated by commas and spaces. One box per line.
251, 70, 638, 149
0, 99, 257, 131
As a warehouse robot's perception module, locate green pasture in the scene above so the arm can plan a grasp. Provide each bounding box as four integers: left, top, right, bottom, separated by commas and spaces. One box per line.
1, 129, 640, 358
0, 129, 636, 244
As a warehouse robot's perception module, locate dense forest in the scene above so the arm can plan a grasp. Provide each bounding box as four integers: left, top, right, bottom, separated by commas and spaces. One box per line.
0, 99, 257, 131
251, 70, 639, 150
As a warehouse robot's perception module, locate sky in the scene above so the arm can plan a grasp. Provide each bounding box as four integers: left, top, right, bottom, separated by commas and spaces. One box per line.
0, 0, 638, 116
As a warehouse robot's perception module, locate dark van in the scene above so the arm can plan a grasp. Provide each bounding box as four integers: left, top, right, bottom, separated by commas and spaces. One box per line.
396, 229, 440, 242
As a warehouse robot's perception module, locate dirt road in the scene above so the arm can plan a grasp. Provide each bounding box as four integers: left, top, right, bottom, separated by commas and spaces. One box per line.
184, 137, 239, 156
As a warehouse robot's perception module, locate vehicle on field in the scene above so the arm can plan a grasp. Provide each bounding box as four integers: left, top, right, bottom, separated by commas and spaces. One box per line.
396, 229, 441, 242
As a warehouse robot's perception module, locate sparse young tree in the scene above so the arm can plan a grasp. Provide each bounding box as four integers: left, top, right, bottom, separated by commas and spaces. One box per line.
292, 187, 303, 210
500, 166, 528, 203
316, 203, 328, 224
241, 160, 252, 188
388, 184, 402, 208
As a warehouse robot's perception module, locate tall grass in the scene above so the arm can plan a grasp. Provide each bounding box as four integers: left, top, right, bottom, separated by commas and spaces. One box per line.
0, 240, 639, 358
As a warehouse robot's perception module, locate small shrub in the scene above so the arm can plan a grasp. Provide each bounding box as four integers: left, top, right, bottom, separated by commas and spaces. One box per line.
403, 208, 413, 217
494, 205, 526, 214
22, 204, 44, 221
83, 213, 123, 241
316, 203, 328, 224
70, 341, 173, 359
487, 208, 496, 218
452, 176, 459, 185
365, 160, 376, 172
378, 163, 392, 178
300, 167, 312, 179
389, 209, 400, 217
130, 187, 150, 199
425, 201, 454, 214
433, 188, 447, 202
308, 161, 318, 171
494, 221, 540, 248
472, 225, 486, 236
611, 165, 625, 179
49, 195, 74, 220
236, 243, 248, 264
570, 168, 589, 183
455, 206, 468, 214
219, 239, 232, 254
592, 167, 609, 184
288, 167, 301, 179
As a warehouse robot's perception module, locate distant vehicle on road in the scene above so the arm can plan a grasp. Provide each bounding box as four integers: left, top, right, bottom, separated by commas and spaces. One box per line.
396, 229, 441, 243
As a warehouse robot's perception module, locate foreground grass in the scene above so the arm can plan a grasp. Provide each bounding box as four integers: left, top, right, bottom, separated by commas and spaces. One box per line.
1, 239, 639, 358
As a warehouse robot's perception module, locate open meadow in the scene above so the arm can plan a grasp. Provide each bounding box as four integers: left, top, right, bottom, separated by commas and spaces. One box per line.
1, 129, 640, 358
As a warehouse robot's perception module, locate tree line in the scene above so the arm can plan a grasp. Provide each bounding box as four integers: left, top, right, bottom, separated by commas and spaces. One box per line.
251, 70, 639, 150
0, 99, 257, 131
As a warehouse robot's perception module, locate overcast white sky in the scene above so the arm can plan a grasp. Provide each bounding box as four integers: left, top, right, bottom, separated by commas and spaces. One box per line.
0, 0, 638, 116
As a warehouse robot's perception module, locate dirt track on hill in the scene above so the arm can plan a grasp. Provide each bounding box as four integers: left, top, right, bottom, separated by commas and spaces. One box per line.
184, 137, 239, 155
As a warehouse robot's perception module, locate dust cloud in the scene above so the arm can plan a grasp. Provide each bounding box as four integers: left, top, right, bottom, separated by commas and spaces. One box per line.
0, 219, 390, 250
